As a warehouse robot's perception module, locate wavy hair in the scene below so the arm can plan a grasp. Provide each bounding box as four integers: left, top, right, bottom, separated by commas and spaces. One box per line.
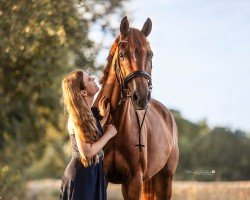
62, 70, 101, 166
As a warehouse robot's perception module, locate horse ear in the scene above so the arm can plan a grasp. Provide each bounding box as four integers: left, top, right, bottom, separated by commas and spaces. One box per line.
141, 18, 152, 37
120, 16, 129, 36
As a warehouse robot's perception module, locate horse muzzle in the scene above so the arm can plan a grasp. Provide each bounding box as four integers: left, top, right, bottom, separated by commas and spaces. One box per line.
132, 90, 151, 110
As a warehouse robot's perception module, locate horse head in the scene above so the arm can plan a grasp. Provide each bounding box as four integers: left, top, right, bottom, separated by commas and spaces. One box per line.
117, 16, 153, 110
97, 17, 153, 112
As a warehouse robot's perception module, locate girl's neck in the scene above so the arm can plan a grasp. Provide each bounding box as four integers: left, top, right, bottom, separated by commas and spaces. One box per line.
84, 96, 94, 108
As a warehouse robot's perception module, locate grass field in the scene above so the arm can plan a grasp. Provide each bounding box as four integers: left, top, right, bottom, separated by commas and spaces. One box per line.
26, 179, 250, 200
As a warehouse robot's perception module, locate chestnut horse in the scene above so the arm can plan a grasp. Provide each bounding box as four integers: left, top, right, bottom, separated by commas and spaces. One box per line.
94, 17, 179, 200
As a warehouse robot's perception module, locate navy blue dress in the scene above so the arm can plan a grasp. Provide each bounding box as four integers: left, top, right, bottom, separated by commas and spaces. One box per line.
60, 107, 107, 200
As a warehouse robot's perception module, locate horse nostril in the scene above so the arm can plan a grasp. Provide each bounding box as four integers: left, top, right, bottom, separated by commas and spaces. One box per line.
133, 92, 139, 102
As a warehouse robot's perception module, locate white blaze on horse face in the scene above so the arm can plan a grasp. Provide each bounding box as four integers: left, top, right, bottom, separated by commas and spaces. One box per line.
130, 55, 139, 72
129, 51, 148, 95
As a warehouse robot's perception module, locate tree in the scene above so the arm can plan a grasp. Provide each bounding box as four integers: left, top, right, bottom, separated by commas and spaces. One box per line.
191, 127, 250, 181
171, 110, 250, 181
171, 109, 210, 180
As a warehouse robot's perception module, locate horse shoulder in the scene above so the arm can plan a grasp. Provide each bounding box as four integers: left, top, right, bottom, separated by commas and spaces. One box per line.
150, 99, 173, 126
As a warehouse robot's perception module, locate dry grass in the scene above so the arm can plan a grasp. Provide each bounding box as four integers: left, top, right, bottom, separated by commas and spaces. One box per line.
25, 179, 250, 200
172, 181, 250, 200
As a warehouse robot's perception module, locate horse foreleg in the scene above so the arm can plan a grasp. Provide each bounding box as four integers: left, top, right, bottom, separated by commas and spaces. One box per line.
151, 171, 173, 200
154, 149, 178, 200
165, 176, 173, 200
121, 182, 129, 199
122, 173, 143, 200
141, 178, 155, 200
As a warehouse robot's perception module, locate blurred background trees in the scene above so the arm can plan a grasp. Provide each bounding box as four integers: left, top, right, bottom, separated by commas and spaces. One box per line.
172, 110, 250, 181
0, 0, 250, 199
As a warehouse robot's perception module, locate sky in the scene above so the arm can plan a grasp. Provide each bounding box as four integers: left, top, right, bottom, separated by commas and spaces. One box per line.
94, 0, 250, 132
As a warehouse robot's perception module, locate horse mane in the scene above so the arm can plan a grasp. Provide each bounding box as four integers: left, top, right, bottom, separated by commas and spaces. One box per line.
99, 37, 119, 85
99, 28, 149, 85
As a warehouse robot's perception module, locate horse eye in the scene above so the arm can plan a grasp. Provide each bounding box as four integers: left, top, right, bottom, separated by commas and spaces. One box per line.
119, 52, 126, 60
119, 52, 124, 58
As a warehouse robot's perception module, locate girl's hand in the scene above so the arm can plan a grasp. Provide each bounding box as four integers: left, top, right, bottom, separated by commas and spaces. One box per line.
106, 124, 117, 138
99, 96, 111, 127
98, 96, 110, 117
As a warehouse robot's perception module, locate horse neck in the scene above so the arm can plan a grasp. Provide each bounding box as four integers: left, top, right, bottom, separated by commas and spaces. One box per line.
95, 41, 131, 116
94, 75, 122, 114
108, 79, 122, 112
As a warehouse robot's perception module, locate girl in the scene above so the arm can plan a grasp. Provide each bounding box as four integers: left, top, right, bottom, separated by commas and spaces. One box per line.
60, 70, 117, 200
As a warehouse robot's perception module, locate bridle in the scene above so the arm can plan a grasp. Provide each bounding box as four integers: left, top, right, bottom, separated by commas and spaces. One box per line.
111, 40, 153, 151
115, 42, 152, 105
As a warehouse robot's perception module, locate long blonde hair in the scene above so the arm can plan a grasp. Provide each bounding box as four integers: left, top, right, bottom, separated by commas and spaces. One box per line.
62, 70, 101, 166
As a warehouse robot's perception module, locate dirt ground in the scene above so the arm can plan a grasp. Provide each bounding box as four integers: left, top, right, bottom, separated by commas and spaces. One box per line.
26, 180, 250, 200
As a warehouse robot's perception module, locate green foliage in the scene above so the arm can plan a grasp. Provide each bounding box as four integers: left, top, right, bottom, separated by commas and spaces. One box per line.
171, 110, 250, 181
192, 128, 250, 181
171, 109, 210, 180
0, 164, 25, 199
25, 122, 72, 179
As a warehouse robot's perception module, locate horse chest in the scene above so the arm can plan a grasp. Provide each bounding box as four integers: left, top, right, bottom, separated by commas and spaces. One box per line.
104, 139, 147, 183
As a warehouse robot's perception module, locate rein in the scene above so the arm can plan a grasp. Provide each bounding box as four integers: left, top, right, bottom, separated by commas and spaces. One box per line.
109, 41, 152, 152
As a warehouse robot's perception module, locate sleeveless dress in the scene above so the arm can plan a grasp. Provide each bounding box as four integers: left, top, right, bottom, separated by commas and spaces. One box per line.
60, 107, 107, 200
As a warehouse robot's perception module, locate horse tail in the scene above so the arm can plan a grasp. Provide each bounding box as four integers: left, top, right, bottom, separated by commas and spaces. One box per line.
141, 178, 155, 200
